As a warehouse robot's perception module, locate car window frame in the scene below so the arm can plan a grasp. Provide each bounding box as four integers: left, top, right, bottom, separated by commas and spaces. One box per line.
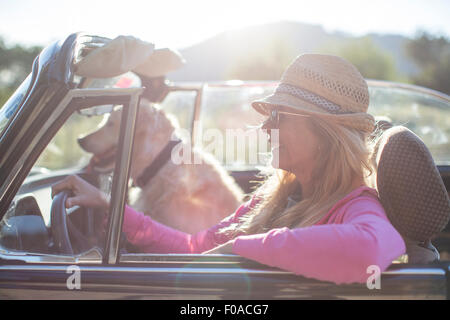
0, 86, 142, 265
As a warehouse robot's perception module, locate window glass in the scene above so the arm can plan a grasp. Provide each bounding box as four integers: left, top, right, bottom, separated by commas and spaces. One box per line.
82, 72, 142, 89
0, 74, 32, 137
34, 112, 105, 171
368, 86, 450, 165
158, 90, 197, 133
199, 83, 450, 168
83, 73, 196, 139
0, 105, 122, 256
199, 83, 275, 170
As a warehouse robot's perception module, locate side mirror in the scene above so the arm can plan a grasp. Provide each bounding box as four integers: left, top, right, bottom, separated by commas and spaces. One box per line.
14, 193, 42, 217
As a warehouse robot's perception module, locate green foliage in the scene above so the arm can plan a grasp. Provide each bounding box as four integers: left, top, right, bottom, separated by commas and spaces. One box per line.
321, 36, 401, 81
226, 35, 402, 83
0, 37, 42, 106
405, 31, 450, 94
0, 87, 14, 107
35, 112, 104, 170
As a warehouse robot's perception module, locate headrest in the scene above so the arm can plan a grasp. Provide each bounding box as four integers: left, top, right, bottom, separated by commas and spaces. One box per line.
375, 126, 450, 243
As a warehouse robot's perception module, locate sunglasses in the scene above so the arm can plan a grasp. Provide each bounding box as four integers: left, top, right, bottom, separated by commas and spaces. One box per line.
262, 109, 309, 128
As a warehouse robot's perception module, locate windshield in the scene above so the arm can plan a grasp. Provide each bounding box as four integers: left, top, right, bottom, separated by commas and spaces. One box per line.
198, 82, 450, 169
199, 83, 274, 170
30, 72, 142, 173
78, 72, 142, 117
368, 85, 450, 165
0, 74, 32, 137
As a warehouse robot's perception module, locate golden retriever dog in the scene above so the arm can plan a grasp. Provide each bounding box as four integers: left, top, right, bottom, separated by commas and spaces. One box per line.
78, 99, 244, 234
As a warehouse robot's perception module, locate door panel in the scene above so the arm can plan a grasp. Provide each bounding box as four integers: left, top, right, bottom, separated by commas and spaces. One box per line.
0, 264, 446, 300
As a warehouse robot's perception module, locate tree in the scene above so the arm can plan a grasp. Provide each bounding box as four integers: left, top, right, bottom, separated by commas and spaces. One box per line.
0, 37, 42, 106
323, 36, 401, 81
405, 31, 450, 94
228, 35, 401, 82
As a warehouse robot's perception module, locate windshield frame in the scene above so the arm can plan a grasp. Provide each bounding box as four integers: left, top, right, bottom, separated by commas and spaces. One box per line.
366, 79, 450, 103
0, 74, 34, 137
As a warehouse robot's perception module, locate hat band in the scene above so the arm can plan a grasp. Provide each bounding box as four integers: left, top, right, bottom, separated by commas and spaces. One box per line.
276, 83, 352, 115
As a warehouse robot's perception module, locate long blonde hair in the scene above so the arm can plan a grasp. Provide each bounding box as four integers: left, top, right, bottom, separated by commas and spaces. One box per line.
219, 115, 377, 237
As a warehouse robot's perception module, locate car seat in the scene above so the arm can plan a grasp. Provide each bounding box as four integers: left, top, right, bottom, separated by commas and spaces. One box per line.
374, 125, 450, 264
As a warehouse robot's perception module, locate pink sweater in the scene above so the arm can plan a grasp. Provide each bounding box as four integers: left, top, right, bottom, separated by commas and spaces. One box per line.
122, 186, 406, 284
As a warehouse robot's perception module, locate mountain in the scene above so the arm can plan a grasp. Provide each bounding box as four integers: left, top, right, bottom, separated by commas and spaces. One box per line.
167, 21, 418, 81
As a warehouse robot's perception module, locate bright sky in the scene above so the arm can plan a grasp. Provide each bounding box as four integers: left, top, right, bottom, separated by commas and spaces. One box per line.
0, 0, 449, 49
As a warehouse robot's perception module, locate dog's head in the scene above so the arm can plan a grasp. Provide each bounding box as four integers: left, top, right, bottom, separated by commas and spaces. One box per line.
78, 100, 178, 174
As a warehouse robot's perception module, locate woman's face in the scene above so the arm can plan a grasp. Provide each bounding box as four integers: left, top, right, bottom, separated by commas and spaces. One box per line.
262, 107, 321, 174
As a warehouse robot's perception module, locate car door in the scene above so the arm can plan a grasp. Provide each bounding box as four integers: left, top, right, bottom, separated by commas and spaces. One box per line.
0, 33, 143, 299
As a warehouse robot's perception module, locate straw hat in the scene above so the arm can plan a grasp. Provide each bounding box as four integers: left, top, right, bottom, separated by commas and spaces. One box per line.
252, 54, 375, 133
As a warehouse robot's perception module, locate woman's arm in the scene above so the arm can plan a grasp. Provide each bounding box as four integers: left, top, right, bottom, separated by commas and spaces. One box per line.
122, 198, 256, 253
230, 197, 406, 284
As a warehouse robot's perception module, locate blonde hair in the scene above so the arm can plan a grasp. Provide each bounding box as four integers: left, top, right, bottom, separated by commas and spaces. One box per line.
219, 115, 378, 237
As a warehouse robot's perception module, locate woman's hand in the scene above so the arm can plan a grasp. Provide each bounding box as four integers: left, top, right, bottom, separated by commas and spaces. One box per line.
51, 175, 110, 211
202, 240, 235, 254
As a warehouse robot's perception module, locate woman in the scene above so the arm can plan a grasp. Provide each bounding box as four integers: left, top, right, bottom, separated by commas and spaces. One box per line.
52, 54, 406, 284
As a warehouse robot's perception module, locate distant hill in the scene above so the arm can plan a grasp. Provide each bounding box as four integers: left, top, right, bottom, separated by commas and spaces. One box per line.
168, 21, 418, 81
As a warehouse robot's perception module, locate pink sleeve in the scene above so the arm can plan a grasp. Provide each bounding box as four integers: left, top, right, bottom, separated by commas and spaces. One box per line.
121, 198, 256, 253
231, 197, 406, 284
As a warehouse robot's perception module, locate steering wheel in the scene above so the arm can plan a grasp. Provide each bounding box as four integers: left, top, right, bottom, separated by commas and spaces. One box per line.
51, 191, 97, 255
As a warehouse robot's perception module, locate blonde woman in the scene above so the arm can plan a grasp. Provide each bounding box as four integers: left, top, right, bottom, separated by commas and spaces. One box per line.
52, 54, 406, 284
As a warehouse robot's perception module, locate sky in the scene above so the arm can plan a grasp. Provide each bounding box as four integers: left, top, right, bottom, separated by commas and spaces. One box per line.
0, 0, 449, 49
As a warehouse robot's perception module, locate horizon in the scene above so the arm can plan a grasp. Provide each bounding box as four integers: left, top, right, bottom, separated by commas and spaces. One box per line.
0, 0, 449, 49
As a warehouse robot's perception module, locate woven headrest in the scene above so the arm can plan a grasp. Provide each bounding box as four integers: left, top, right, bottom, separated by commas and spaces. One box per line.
376, 126, 450, 243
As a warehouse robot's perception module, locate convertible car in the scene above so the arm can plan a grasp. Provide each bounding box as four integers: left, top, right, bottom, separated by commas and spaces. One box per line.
0, 33, 449, 300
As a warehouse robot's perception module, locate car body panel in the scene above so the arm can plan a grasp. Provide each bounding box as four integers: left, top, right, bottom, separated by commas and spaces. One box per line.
0, 261, 447, 300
